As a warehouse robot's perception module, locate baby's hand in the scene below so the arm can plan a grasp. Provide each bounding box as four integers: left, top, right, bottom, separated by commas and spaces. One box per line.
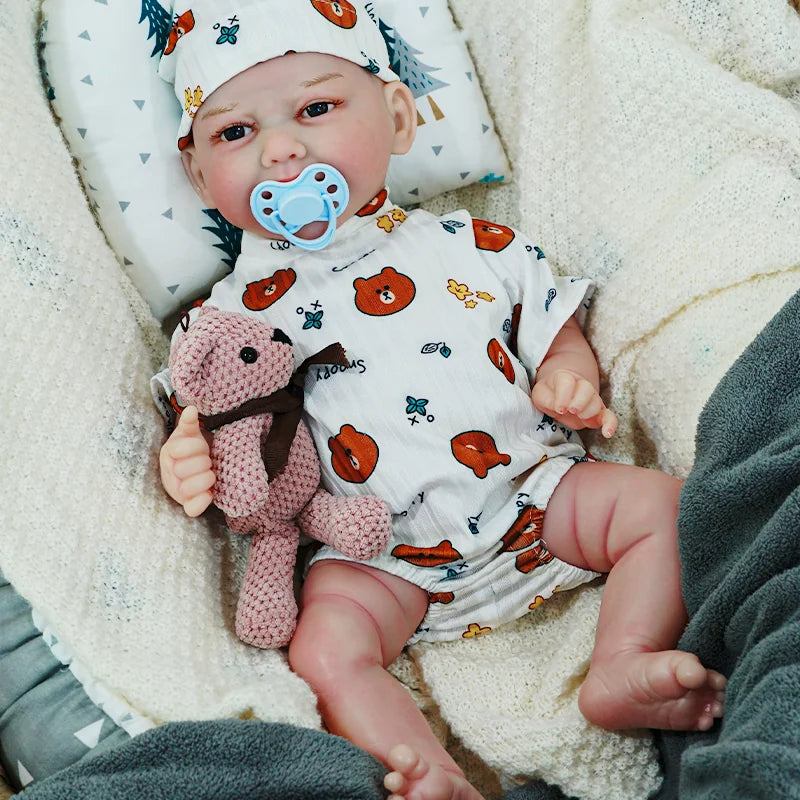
159, 406, 215, 517
531, 370, 618, 438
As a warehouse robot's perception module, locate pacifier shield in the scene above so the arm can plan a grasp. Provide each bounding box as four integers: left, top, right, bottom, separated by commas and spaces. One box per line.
250, 163, 349, 251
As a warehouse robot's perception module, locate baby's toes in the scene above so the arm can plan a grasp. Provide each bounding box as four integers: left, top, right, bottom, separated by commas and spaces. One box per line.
384, 769, 410, 798
707, 670, 728, 691
673, 653, 710, 690
387, 744, 423, 778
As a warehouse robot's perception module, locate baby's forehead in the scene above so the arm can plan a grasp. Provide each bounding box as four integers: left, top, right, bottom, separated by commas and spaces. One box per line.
202, 51, 382, 108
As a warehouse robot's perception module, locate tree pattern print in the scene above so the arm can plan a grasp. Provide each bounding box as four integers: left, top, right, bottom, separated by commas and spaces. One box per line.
378, 18, 448, 124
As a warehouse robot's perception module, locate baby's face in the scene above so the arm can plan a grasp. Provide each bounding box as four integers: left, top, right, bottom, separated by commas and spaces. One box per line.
182, 52, 412, 240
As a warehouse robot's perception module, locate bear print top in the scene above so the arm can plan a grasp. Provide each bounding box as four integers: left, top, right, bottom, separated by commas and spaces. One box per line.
161, 191, 593, 591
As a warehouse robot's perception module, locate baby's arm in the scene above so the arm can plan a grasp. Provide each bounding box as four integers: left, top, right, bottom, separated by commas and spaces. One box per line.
159, 406, 216, 517
531, 315, 618, 438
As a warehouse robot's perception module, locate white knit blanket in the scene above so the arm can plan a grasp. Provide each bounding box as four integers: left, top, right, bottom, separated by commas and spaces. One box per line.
2, 1, 799, 799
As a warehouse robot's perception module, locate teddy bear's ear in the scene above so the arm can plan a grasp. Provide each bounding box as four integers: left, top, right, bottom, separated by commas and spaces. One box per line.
169, 322, 219, 408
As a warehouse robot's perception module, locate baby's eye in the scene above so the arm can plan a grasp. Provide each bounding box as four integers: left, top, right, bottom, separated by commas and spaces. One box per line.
303, 101, 335, 118
219, 124, 251, 142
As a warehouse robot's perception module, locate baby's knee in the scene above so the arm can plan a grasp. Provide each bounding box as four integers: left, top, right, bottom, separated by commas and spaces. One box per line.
288, 600, 376, 691
639, 468, 683, 514
287, 617, 333, 686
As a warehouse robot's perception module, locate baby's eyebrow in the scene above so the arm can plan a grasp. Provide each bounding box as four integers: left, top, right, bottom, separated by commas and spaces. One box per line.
199, 103, 237, 121
301, 72, 344, 88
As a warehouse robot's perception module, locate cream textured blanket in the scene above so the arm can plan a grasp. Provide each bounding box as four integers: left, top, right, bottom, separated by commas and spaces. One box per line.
2, 1, 799, 799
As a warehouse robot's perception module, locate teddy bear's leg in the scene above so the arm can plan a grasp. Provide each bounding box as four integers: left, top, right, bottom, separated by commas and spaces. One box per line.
298, 489, 392, 561
235, 522, 300, 648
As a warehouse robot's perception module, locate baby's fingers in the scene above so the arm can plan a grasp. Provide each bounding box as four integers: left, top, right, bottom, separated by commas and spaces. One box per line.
177, 471, 216, 517
564, 380, 599, 417
598, 407, 618, 438
531, 379, 556, 414
183, 490, 215, 518
551, 371, 579, 414
172, 453, 213, 481
166, 434, 210, 460
579, 406, 619, 438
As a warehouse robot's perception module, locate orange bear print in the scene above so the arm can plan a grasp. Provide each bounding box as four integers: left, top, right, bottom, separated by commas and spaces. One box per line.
516, 546, 554, 574
500, 504, 553, 573
472, 218, 515, 252
328, 424, 379, 483
164, 9, 195, 55
498, 505, 545, 554
353, 266, 416, 316
487, 338, 515, 383
392, 540, 463, 568
450, 431, 511, 478
310, 0, 358, 28
242, 268, 296, 311
356, 188, 388, 217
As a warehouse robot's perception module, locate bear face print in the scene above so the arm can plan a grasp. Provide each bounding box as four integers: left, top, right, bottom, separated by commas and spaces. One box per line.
487, 338, 515, 383
391, 540, 463, 568
310, 0, 358, 28
353, 266, 416, 316
242, 268, 297, 311
356, 188, 389, 217
164, 9, 195, 55
472, 218, 516, 252
450, 431, 511, 478
328, 424, 379, 483
515, 545, 554, 574
498, 505, 545, 554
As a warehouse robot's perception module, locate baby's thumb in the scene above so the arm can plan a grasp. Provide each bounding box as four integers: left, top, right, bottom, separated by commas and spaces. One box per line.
177, 405, 201, 434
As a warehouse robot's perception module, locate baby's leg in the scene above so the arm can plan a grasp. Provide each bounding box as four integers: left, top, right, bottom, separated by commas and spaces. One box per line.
289, 560, 483, 800
543, 462, 726, 731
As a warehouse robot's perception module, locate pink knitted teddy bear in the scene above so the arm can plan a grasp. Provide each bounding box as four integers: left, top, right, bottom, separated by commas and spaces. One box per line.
169, 306, 392, 648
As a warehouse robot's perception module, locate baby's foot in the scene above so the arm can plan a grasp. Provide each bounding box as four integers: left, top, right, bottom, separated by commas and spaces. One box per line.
579, 650, 726, 731
384, 745, 484, 800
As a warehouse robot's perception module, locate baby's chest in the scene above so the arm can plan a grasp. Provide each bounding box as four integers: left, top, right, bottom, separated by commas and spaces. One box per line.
290, 243, 515, 361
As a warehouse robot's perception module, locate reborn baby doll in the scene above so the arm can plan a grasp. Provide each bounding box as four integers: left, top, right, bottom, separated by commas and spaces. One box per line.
155, 3, 726, 798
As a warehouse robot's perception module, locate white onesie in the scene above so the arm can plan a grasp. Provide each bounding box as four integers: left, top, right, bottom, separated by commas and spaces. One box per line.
153, 194, 599, 643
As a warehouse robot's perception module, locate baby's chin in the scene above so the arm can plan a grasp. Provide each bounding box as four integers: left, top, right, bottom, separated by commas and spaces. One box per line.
250, 216, 353, 245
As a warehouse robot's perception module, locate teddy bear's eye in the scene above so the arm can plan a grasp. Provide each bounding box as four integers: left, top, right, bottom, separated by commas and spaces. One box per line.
240, 347, 259, 363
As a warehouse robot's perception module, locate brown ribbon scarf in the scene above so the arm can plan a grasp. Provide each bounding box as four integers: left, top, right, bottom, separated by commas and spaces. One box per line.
202, 342, 348, 482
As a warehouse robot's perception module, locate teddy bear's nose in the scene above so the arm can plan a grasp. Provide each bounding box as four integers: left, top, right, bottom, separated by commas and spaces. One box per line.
240, 347, 259, 363
272, 328, 292, 345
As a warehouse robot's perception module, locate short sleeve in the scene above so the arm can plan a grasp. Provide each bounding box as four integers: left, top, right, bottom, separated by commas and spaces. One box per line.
471, 219, 594, 381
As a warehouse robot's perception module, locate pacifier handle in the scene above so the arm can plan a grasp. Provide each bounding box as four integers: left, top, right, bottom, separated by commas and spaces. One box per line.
277, 193, 339, 250
250, 163, 349, 251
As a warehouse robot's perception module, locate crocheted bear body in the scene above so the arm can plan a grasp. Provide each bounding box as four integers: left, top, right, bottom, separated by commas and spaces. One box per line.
170, 306, 392, 648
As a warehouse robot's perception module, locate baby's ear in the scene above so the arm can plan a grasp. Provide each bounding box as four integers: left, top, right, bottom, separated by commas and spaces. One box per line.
180, 145, 216, 207
384, 81, 417, 156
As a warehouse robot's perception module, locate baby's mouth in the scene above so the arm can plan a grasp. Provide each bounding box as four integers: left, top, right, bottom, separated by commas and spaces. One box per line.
249, 163, 350, 251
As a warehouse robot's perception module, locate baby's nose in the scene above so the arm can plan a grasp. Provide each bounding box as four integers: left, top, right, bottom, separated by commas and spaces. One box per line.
259, 127, 307, 165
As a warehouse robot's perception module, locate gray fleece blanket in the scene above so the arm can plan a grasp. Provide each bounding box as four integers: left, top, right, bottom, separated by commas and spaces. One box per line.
13, 720, 387, 800
652, 288, 800, 799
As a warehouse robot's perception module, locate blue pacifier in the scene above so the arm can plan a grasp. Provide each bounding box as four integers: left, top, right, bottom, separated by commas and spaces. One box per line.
250, 163, 349, 251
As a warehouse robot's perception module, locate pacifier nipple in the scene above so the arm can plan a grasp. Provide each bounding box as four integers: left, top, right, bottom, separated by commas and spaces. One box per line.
250, 164, 349, 251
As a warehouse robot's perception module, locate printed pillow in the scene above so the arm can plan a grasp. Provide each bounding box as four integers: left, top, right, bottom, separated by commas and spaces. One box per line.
39, 0, 510, 320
